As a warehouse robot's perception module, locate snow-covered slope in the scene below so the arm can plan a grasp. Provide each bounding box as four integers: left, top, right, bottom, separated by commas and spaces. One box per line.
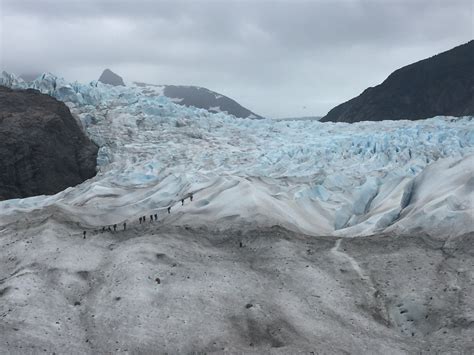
1, 71, 473, 238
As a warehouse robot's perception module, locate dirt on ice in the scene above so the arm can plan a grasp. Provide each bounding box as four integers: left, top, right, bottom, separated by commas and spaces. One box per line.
0, 219, 473, 354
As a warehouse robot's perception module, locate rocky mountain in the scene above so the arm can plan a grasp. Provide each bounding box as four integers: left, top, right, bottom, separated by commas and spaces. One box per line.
163, 85, 263, 119
98, 68, 125, 86
133, 81, 263, 119
96, 68, 262, 118
321, 41, 474, 123
0, 86, 98, 200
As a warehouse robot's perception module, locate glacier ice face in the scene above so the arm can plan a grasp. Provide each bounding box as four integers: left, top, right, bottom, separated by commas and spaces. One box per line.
0, 72, 473, 238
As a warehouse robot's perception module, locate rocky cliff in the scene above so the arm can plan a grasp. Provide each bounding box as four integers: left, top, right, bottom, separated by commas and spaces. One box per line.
0, 86, 98, 200
321, 41, 474, 123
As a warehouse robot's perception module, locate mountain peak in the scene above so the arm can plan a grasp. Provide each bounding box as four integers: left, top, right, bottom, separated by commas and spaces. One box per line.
98, 69, 125, 86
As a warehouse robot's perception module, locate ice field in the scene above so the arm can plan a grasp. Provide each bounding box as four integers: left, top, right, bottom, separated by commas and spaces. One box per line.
1, 72, 473, 238
1, 72, 474, 353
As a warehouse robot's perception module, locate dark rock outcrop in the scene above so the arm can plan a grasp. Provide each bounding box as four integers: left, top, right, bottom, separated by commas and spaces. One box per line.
0, 86, 98, 200
98, 69, 125, 86
321, 41, 474, 123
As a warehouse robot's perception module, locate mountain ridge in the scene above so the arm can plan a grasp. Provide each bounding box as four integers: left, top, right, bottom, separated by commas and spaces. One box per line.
96, 68, 263, 119
321, 41, 474, 123
133, 81, 263, 119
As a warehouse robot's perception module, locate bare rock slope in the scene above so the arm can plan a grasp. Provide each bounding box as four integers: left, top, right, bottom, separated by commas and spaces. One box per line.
321, 41, 474, 123
0, 86, 98, 200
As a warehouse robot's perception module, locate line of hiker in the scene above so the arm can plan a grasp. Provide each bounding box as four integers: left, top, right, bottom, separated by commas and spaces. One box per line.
139, 214, 158, 224
138, 192, 193, 224
99, 223, 126, 233
82, 192, 194, 239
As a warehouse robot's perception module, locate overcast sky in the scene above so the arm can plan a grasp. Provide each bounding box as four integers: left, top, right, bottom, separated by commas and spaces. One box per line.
0, 0, 472, 117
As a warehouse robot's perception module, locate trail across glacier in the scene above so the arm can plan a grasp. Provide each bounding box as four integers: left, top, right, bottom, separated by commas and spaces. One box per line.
331, 239, 368, 281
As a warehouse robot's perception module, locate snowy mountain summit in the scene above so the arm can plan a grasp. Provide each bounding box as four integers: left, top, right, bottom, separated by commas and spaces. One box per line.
1, 71, 473, 239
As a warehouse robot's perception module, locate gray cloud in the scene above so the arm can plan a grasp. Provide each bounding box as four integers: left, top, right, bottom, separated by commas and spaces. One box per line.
1, 0, 472, 117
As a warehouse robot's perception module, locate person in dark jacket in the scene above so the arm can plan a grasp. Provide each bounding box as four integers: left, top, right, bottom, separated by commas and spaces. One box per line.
123, 222, 127, 231
83, 231, 86, 239
167, 206, 171, 214
113, 224, 117, 232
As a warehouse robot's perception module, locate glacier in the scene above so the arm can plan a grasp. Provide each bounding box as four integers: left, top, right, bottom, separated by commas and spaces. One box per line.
1, 71, 474, 353
1, 71, 473, 238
